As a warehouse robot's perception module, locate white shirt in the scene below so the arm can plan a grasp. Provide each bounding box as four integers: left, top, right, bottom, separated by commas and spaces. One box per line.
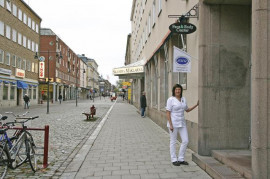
166, 96, 188, 128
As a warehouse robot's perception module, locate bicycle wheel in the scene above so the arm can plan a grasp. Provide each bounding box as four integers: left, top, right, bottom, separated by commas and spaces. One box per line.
0, 146, 8, 179
26, 139, 37, 172
10, 137, 27, 167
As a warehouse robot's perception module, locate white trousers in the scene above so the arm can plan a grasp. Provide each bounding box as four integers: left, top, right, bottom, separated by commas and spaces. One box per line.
168, 126, 189, 162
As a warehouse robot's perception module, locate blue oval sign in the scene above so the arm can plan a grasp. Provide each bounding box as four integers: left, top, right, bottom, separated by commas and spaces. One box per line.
176, 57, 189, 65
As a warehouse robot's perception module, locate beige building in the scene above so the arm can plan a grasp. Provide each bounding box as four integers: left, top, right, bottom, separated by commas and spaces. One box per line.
0, 0, 41, 107
114, 0, 269, 178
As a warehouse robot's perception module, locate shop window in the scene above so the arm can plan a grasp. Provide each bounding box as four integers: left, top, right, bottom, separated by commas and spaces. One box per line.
28, 88, 32, 99
3, 85, 8, 100
33, 87, 36, 99
10, 85, 15, 100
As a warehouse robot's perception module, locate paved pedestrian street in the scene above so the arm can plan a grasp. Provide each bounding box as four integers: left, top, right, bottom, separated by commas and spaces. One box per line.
0, 98, 211, 178
0, 97, 113, 178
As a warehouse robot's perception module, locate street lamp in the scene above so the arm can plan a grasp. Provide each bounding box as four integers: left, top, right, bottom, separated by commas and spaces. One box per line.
75, 67, 85, 107
34, 49, 62, 114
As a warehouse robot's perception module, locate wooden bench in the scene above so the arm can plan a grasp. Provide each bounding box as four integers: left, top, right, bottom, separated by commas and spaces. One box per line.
82, 105, 96, 120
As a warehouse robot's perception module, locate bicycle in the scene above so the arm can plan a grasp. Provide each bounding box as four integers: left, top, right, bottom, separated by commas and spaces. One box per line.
0, 115, 39, 178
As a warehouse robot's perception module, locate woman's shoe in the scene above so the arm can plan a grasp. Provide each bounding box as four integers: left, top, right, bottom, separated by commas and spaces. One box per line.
172, 161, 180, 166
179, 161, 189, 165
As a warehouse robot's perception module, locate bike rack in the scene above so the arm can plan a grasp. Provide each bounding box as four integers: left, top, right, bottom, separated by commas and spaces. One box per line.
3, 125, 49, 168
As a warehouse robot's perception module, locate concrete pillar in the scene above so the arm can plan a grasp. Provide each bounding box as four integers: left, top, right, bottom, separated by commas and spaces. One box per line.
198, 1, 251, 155
251, 0, 270, 178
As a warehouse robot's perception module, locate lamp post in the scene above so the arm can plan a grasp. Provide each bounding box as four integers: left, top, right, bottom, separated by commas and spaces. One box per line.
75, 67, 85, 107
35, 49, 62, 114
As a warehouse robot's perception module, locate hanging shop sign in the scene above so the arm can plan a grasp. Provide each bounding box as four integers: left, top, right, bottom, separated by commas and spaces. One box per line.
173, 46, 191, 73
15, 69, 25, 78
169, 22, 196, 34
39, 62, 45, 78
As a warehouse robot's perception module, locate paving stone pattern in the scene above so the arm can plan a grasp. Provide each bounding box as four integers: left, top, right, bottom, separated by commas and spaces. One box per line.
64, 102, 211, 179
0, 97, 113, 178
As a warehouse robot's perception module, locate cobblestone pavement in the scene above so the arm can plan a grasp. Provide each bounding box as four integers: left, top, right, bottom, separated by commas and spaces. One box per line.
0, 97, 113, 178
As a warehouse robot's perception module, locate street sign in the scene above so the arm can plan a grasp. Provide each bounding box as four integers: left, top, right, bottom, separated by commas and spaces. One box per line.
169, 22, 196, 34
39, 56, 45, 61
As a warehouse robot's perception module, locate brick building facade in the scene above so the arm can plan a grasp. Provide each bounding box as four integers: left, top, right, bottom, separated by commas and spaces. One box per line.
0, 0, 41, 107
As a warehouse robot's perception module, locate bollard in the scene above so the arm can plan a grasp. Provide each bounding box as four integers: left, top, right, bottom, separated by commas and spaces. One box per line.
43, 125, 49, 168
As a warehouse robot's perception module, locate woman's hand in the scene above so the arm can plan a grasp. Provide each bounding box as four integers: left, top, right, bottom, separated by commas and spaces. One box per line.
170, 126, 174, 132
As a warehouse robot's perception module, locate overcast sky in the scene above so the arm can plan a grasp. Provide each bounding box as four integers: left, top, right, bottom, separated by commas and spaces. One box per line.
27, 0, 132, 85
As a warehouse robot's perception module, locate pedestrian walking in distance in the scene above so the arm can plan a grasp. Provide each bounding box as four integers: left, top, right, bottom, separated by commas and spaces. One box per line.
140, 91, 147, 117
166, 84, 199, 166
23, 94, 30, 109
58, 94, 63, 104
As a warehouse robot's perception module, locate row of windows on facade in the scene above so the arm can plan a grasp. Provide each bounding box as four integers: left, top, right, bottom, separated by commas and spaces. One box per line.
0, 49, 38, 73
0, 21, 39, 53
133, 0, 163, 61
0, 83, 37, 100
0, 0, 39, 34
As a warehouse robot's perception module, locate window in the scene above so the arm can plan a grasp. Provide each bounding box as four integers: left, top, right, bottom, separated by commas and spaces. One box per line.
148, 13, 151, 35
33, 87, 36, 99
23, 36, 26, 47
5, 52, 10, 65
27, 17, 31, 28
6, 0, 11, 11
23, 13, 27, 24
35, 43, 38, 52
0, 49, 4, 63
12, 4, 17, 17
18, 9, 22, 21
32, 41, 35, 51
3, 85, 8, 100
32, 21, 35, 31
10, 85, 15, 100
6, 25, 11, 39
27, 61, 31, 71
18, 32, 22, 45
0, 0, 4, 7
16, 57, 21, 68
35, 63, 38, 73
35, 24, 39, 33
0, 21, 4, 36
12, 55, 16, 67
22, 59, 26, 70
12, 29, 17, 42
28, 39, 31, 50
32, 62, 34, 72
158, 0, 162, 14
152, 0, 156, 26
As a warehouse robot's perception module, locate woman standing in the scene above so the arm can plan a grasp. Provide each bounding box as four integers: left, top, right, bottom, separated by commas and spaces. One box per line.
166, 84, 199, 166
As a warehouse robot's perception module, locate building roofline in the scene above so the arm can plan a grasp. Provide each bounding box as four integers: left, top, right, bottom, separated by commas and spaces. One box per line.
21, 0, 42, 21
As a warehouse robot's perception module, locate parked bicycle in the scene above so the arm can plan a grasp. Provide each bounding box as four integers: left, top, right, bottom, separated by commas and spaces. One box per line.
0, 114, 39, 179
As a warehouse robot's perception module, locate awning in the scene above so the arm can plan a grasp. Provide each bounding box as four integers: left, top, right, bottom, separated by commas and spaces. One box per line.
17, 80, 28, 89
113, 59, 145, 79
